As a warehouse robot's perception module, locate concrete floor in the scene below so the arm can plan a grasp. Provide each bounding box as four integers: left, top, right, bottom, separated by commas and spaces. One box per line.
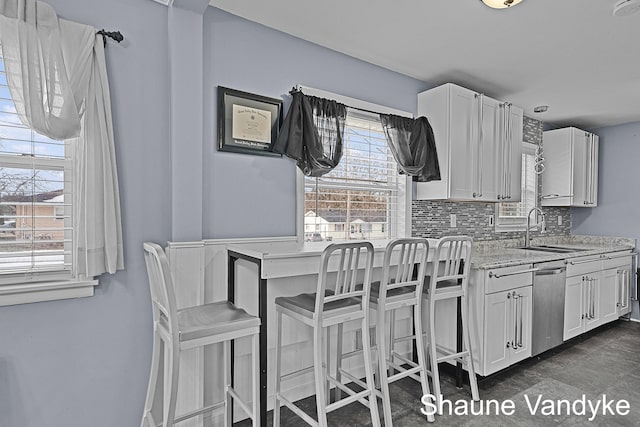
247, 320, 640, 426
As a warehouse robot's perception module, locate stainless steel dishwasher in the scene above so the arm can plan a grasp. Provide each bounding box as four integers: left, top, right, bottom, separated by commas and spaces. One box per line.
531, 260, 567, 356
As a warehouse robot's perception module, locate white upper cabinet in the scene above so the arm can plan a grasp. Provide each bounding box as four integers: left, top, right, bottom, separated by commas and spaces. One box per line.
416, 83, 523, 202
541, 127, 599, 207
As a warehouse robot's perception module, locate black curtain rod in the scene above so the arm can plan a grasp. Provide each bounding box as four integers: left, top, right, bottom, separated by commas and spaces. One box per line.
96, 30, 124, 47
289, 86, 389, 117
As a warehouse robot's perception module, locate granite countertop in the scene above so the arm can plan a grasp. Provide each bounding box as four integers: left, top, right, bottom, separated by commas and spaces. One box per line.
470, 235, 636, 270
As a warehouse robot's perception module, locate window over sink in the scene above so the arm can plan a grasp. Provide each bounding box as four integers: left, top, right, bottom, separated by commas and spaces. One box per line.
495, 142, 538, 232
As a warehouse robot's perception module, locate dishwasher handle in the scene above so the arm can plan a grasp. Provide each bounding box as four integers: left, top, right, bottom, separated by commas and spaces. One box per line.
534, 267, 566, 276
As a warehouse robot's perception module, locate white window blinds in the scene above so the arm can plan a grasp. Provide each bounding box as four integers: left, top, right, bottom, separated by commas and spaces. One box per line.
0, 48, 72, 279
304, 110, 402, 241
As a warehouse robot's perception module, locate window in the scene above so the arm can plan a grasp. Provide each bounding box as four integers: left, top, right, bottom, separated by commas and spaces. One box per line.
303, 109, 407, 241
0, 47, 72, 283
495, 142, 538, 231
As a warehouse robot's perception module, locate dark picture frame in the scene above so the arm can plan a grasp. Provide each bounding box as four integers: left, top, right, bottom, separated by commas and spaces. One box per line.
217, 86, 283, 157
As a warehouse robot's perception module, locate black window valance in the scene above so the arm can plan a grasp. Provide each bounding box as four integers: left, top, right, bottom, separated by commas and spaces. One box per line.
271, 91, 346, 177
379, 114, 441, 182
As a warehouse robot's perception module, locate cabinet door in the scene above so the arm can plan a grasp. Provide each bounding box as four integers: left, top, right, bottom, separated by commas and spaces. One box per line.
505, 105, 523, 202
600, 268, 620, 325
541, 128, 573, 206
510, 286, 532, 364
587, 134, 599, 206
483, 290, 513, 375
563, 275, 585, 340
476, 95, 500, 201
571, 129, 589, 206
449, 86, 479, 200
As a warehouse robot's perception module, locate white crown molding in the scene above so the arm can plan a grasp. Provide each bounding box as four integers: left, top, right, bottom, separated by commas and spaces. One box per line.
150, 0, 174, 6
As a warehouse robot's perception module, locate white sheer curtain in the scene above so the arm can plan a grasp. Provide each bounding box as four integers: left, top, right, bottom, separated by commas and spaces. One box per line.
0, 0, 123, 277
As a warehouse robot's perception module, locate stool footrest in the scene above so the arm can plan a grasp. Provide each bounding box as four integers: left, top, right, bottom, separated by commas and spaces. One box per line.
329, 372, 372, 407
281, 365, 315, 382
326, 388, 374, 412
386, 362, 422, 383
173, 401, 224, 424
227, 386, 254, 420
277, 393, 319, 427
437, 350, 470, 364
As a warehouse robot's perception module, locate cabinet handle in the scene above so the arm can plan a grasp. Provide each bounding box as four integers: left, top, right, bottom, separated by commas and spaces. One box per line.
489, 268, 538, 278
506, 103, 513, 200
567, 258, 599, 266
517, 293, 524, 348
606, 252, 636, 261
512, 291, 518, 349
590, 278, 596, 320
622, 269, 629, 308
542, 194, 574, 199
500, 103, 507, 200
617, 270, 622, 307
477, 94, 484, 198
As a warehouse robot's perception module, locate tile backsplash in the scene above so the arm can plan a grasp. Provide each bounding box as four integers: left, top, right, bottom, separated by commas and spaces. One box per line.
411, 116, 572, 241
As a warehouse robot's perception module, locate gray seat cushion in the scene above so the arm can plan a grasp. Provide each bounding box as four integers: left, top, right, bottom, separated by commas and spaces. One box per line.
275, 289, 361, 318
176, 301, 260, 342
423, 276, 462, 294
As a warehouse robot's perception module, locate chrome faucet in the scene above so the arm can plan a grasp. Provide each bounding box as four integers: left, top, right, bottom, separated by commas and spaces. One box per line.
525, 207, 547, 247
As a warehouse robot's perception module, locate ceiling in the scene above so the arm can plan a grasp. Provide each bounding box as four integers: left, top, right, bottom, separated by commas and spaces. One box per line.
210, 0, 640, 130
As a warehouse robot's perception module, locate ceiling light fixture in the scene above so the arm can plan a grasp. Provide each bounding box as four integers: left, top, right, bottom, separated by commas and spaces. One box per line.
480, 0, 524, 9
533, 105, 549, 113
613, 0, 640, 16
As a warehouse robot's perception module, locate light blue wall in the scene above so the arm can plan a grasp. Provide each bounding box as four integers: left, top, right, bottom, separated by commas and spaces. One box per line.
0, 4, 432, 427
202, 8, 431, 238
572, 121, 640, 318
0, 1, 172, 426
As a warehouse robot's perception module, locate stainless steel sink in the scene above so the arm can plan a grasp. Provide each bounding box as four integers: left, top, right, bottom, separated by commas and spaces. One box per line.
519, 245, 588, 254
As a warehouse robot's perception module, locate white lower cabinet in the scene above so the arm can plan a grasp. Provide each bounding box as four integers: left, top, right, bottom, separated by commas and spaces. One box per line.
466, 264, 534, 376
483, 286, 532, 374
563, 252, 633, 341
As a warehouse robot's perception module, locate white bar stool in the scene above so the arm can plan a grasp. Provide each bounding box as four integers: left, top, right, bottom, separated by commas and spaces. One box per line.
423, 236, 479, 411
272, 242, 380, 427
141, 242, 261, 427
368, 238, 434, 425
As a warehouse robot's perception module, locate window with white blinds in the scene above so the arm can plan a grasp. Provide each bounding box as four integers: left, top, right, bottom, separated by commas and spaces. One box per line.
304, 109, 403, 241
0, 48, 72, 280
495, 143, 538, 231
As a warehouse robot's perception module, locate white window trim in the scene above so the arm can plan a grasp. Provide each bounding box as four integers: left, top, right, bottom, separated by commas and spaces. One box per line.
294, 85, 412, 244
494, 142, 538, 233
0, 279, 98, 306
0, 52, 98, 306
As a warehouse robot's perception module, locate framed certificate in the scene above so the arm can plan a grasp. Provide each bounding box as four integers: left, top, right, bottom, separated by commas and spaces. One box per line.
217, 86, 283, 157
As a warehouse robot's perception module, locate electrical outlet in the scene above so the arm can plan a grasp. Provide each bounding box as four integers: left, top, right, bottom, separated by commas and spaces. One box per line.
488, 215, 494, 226
558, 215, 563, 226
450, 214, 457, 228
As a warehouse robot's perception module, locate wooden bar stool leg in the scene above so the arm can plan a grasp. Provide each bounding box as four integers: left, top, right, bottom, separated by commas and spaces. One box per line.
325, 325, 332, 405
461, 293, 480, 401
163, 340, 180, 427
224, 340, 233, 426
313, 326, 329, 427
141, 331, 161, 427
376, 310, 393, 427
252, 333, 260, 427
414, 303, 435, 423
335, 323, 344, 401
273, 311, 283, 427
361, 316, 381, 427
387, 310, 396, 377
427, 299, 442, 412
